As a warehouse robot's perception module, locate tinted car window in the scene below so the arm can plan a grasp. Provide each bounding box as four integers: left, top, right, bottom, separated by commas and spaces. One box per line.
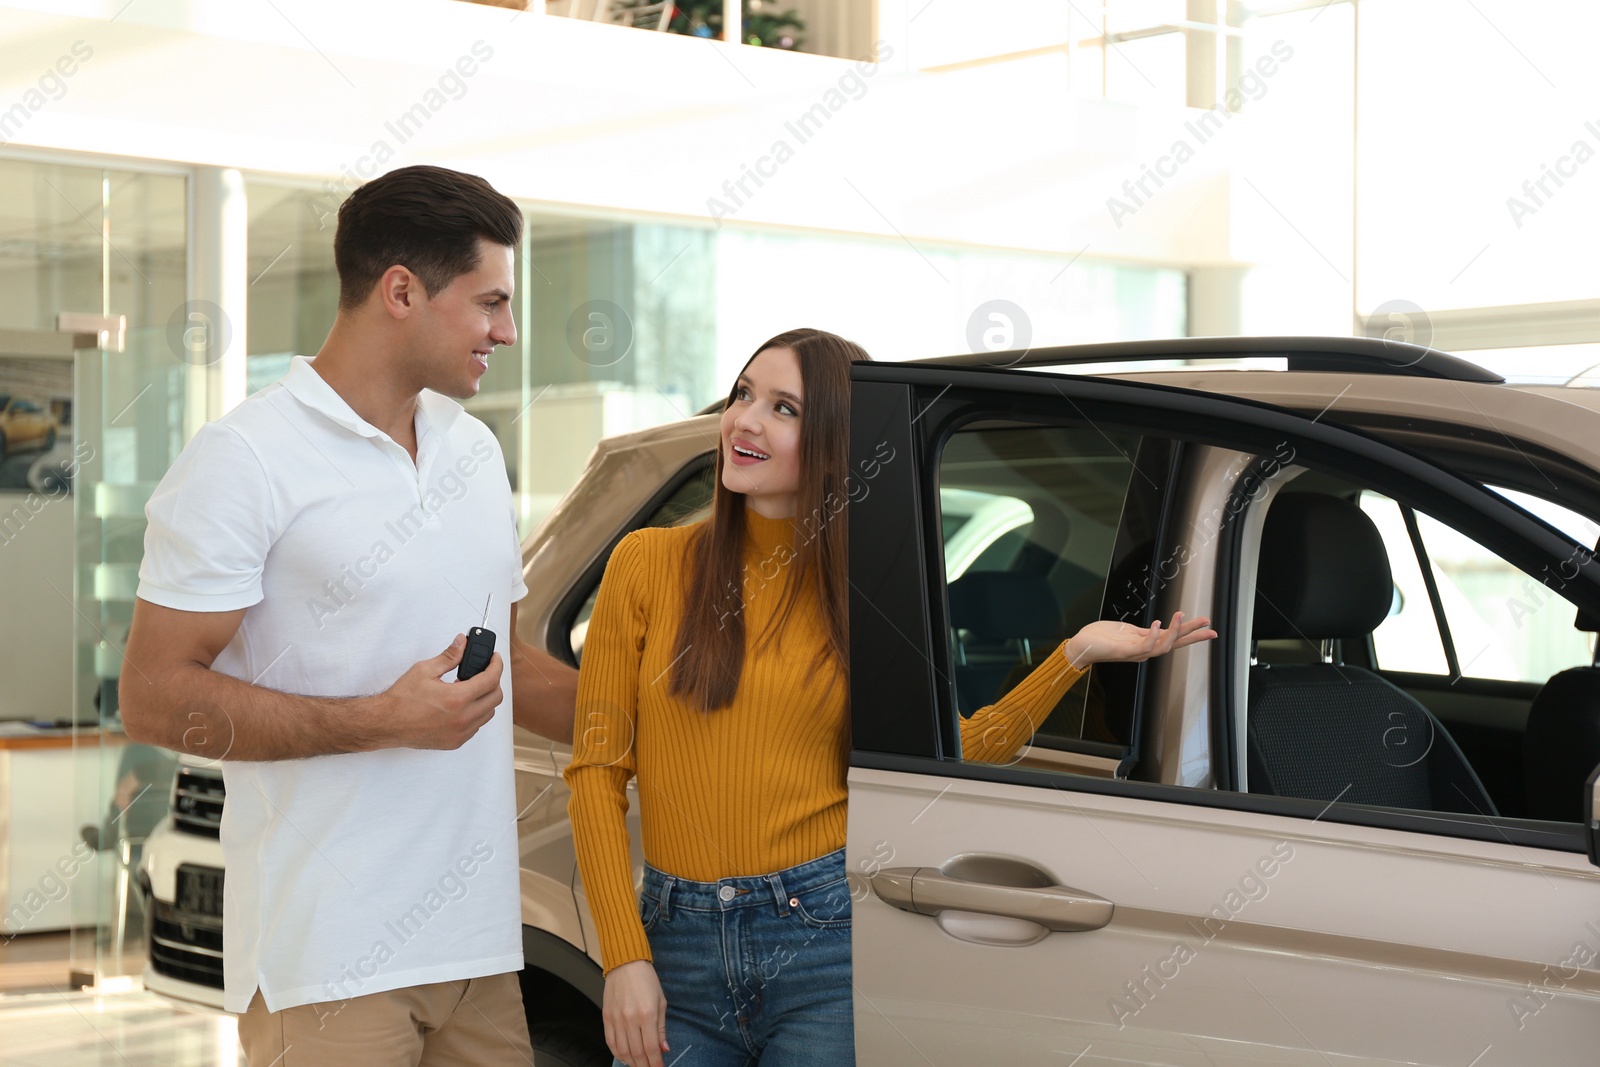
937, 425, 1141, 746
1363, 488, 1598, 684
1243, 469, 1600, 822
1359, 491, 1451, 675
1415, 510, 1596, 683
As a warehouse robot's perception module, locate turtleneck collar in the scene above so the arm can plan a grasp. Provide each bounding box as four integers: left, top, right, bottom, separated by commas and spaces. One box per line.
742, 505, 798, 558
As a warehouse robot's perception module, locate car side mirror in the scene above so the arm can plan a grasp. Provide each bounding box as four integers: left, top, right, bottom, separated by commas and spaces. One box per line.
1588, 762, 1600, 868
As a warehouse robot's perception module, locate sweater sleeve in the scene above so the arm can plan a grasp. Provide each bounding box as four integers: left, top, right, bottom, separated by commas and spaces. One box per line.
564, 531, 653, 974
958, 642, 1086, 763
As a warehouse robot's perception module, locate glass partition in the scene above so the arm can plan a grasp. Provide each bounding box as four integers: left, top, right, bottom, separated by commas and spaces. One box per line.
0, 155, 190, 988
240, 181, 1185, 542
73, 166, 190, 986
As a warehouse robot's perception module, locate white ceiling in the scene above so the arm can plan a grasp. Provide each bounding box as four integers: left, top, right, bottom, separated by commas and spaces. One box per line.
0, 0, 1242, 266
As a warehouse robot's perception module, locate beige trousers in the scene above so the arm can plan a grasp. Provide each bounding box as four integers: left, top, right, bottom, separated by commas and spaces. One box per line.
237, 971, 534, 1066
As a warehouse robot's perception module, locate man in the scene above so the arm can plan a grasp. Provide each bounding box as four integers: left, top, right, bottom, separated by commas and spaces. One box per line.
121, 165, 577, 1065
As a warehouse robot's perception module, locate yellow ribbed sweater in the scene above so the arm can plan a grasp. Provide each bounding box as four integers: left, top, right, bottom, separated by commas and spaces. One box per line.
564, 508, 1086, 974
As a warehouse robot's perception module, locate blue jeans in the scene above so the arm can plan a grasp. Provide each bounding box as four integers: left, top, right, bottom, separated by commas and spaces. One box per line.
619, 848, 854, 1067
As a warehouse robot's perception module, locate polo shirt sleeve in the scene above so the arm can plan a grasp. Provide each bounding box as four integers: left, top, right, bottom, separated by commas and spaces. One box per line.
137, 421, 278, 613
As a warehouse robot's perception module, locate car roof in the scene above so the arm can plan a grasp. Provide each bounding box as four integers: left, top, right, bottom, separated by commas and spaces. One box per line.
615, 337, 1600, 496
910, 335, 1504, 383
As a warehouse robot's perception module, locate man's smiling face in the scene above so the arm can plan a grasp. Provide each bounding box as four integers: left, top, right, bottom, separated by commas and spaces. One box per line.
410, 237, 517, 399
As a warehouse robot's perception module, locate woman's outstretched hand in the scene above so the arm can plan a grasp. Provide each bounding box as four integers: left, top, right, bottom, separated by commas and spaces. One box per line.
1063, 611, 1217, 670
603, 959, 669, 1067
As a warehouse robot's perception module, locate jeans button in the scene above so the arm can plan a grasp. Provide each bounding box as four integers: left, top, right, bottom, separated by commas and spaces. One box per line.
718, 885, 736, 902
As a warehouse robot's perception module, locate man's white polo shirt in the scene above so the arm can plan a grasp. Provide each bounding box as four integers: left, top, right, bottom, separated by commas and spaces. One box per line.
137, 355, 527, 1014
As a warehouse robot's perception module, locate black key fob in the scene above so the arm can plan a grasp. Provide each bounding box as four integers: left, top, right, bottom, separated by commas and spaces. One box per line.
458, 626, 496, 681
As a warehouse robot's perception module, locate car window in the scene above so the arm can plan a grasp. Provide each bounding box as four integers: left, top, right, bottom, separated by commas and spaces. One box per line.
568, 465, 715, 662
1362, 488, 1598, 684
1418, 509, 1596, 683
1358, 492, 1451, 676
936, 424, 1143, 748
940, 487, 1033, 580
1491, 486, 1599, 545
1240, 465, 1600, 828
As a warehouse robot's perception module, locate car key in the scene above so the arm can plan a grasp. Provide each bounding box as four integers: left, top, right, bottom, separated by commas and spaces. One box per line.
457, 594, 496, 681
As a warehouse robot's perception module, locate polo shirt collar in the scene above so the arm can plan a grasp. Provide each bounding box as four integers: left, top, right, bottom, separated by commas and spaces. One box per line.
281, 355, 465, 441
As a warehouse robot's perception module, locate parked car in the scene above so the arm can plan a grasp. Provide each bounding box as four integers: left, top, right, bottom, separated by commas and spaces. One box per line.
141, 336, 1600, 1064
0, 393, 58, 459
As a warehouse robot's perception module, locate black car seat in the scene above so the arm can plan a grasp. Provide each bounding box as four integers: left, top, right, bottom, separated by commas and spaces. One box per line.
1522, 608, 1600, 822
948, 571, 1063, 715
1248, 493, 1498, 815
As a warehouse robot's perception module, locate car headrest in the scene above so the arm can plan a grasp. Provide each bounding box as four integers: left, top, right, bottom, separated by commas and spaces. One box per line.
948, 571, 1062, 643
1253, 494, 1393, 641
1577, 607, 1599, 633
1523, 666, 1600, 821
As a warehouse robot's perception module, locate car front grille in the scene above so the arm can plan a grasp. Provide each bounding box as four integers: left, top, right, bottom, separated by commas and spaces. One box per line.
171, 766, 224, 838
147, 864, 225, 989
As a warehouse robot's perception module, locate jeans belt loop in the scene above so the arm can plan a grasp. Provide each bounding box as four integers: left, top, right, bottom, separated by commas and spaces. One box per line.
767, 872, 791, 916
659, 874, 676, 922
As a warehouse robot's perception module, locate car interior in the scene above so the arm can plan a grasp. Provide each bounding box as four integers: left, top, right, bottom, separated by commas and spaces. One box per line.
1245, 471, 1600, 825
928, 422, 1600, 827
947, 570, 1072, 717
1246, 490, 1498, 815
1522, 628, 1600, 822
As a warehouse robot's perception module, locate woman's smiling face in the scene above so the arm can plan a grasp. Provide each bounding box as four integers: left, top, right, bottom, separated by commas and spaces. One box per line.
720, 345, 804, 519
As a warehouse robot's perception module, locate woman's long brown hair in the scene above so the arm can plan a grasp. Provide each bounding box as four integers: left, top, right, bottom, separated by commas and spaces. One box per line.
668, 328, 873, 711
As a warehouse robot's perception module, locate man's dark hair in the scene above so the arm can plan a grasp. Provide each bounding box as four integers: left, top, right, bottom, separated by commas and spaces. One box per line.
333, 165, 523, 310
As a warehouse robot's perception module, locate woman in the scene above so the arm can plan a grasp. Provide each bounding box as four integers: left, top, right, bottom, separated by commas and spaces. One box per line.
565, 328, 1215, 1067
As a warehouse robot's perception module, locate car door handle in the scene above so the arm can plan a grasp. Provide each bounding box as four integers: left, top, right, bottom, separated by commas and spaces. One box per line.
869, 867, 1114, 932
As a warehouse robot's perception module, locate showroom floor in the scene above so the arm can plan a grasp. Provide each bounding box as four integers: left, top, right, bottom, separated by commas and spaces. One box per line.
0, 934, 242, 1066
0, 988, 243, 1067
